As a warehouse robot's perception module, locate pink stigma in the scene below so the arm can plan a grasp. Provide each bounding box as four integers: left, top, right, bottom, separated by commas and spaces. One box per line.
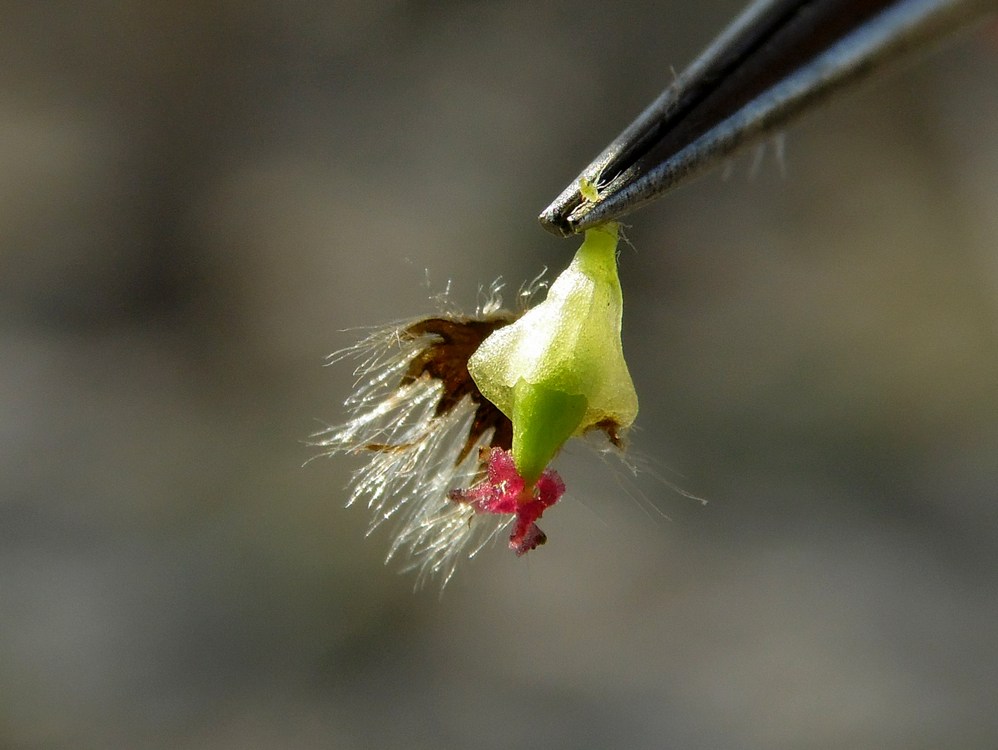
449, 448, 566, 555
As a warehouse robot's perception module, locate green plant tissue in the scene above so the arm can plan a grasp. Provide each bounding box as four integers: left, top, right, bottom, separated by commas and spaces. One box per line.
468, 222, 638, 482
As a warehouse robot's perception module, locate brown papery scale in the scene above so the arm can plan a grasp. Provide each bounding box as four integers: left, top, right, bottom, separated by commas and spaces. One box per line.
399, 316, 516, 463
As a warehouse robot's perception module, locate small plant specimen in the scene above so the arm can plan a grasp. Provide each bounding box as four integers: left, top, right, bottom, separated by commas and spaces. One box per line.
315, 222, 638, 586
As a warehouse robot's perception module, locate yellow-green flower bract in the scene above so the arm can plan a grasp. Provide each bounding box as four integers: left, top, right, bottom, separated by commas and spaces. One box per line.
467, 223, 638, 483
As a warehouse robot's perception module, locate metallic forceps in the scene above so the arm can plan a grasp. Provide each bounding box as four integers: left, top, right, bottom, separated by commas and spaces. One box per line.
539, 0, 997, 237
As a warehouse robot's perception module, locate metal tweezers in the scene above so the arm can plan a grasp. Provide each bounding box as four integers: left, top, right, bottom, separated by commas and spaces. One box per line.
539, 0, 996, 236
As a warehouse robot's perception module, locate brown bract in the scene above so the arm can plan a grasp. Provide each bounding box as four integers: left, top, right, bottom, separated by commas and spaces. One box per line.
400, 315, 516, 463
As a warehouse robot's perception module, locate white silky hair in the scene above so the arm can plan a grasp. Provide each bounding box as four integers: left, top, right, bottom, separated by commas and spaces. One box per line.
312, 282, 521, 588
312, 271, 604, 588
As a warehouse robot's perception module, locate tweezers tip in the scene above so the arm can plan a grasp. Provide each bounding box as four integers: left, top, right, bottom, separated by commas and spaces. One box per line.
537, 208, 574, 237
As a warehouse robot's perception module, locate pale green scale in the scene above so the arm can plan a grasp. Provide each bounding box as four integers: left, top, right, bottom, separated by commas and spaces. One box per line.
467, 222, 638, 483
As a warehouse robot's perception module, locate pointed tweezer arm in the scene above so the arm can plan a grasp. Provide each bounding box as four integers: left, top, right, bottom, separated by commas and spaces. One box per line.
539, 0, 996, 237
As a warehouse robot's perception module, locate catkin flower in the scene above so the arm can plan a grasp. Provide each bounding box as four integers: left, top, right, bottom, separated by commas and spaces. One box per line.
316, 223, 637, 587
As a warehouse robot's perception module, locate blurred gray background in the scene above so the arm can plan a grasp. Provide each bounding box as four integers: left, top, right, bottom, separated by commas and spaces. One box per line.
3, 2, 997, 748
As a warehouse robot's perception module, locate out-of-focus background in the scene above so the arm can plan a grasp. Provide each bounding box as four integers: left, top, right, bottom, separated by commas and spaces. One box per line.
3, 2, 997, 748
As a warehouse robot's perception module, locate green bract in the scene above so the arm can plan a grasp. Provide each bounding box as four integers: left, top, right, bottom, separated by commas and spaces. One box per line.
467, 222, 638, 483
